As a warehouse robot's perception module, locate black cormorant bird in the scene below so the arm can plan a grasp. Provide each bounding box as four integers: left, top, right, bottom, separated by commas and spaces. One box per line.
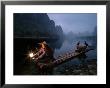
84, 41, 88, 47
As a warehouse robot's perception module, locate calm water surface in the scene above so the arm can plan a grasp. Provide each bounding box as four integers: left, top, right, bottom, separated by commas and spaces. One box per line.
14, 36, 97, 75
51, 37, 97, 74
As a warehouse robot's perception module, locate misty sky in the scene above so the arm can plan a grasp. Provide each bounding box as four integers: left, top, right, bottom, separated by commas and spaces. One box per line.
48, 13, 97, 34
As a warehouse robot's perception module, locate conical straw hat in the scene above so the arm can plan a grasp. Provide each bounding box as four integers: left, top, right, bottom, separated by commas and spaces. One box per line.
38, 41, 47, 45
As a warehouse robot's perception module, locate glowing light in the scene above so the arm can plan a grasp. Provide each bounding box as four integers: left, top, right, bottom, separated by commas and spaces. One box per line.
41, 43, 45, 49
32, 58, 35, 59
29, 53, 34, 58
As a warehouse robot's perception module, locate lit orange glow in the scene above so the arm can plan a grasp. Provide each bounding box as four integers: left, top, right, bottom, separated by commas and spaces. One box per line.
32, 58, 35, 60
41, 43, 45, 49
29, 53, 34, 57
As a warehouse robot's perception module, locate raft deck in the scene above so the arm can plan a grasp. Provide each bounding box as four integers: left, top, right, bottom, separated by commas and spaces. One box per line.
36, 48, 94, 69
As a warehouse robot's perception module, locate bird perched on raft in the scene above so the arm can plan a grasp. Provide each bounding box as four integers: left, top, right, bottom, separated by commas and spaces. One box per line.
75, 41, 89, 53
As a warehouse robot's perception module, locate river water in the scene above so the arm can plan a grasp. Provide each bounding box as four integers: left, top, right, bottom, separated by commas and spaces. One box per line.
14, 36, 97, 75
50, 36, 97, 75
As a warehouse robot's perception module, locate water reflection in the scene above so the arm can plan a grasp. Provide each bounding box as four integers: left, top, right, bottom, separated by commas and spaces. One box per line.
50, 36, 97, 75
14, 35, 97, 75
48, 37, 64, 50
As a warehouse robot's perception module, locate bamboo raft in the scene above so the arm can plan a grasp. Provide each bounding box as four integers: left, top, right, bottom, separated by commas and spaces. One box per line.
35, 48, 94, 69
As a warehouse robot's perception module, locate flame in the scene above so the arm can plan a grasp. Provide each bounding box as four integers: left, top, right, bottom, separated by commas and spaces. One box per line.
29, 53, 34, 58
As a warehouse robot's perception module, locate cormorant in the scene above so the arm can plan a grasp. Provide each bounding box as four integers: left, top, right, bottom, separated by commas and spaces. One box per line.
84, 41, 88, 47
